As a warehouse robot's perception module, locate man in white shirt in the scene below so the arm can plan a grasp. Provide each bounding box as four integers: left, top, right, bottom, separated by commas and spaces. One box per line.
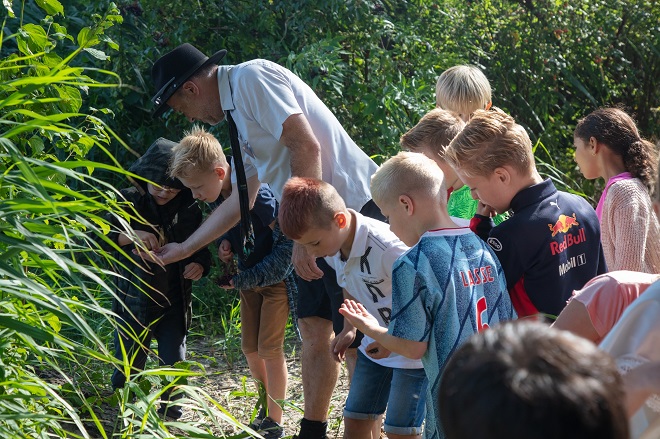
149, 43, 383, 439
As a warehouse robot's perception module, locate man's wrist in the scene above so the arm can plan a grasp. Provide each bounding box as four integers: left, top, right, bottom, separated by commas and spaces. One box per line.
180, 240, 196, 259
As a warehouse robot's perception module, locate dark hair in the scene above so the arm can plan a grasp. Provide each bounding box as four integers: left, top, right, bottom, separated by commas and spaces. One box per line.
439, 321, 629, 439
575, 107, 658, 194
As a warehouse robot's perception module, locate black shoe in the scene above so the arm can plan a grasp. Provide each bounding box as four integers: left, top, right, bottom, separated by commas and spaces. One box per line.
248, 407, 267, 430
258, 417, 284, 439
158, 405, 183, 420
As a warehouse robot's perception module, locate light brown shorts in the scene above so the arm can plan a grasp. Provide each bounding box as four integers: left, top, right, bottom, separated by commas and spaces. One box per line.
240, 281, 289, 359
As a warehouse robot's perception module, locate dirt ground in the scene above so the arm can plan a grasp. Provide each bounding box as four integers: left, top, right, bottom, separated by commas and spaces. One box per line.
183, 334, 350, 439
59, 332, 349, 438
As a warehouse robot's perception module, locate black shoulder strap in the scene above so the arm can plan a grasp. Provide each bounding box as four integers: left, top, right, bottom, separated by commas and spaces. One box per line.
226, 111, 254, 261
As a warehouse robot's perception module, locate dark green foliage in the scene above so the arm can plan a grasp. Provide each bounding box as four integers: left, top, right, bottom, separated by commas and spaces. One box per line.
58, 0, 659, 199
2, 0, 659, 435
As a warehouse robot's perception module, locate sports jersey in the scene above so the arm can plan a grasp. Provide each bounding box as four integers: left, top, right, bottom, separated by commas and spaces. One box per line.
388, 228, 516, 439
472, 179, 607, 318
216, 60, 377, 210
325, 210, 420, 369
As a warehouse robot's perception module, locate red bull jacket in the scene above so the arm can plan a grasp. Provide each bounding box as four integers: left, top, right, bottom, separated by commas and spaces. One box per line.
471, 179, 607, 318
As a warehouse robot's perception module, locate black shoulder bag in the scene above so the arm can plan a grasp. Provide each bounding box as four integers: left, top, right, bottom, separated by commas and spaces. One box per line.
226, 110, 254, 261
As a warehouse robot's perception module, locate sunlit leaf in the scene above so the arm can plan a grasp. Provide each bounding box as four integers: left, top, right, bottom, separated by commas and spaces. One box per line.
35, 0, 64, 16
0, 315, 55, 342
83, 47, 109, 61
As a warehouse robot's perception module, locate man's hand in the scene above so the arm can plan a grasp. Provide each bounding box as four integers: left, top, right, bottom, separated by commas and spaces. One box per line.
135, 241, 189, 266
339, 299, 385, 338
365, 341, 391, 360
331, 326, 357, 362
293, 242, 324, 281
183, 262, 204, 280
218, 239, 234, 264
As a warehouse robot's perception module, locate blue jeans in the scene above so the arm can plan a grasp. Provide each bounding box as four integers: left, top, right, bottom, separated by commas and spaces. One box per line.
344, 350, 428, 435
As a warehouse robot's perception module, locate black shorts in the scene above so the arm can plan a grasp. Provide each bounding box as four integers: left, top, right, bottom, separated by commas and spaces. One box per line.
296, 199, 385, 347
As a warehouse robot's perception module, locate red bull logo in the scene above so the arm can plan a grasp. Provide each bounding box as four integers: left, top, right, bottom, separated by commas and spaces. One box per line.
548, 213, 579, 237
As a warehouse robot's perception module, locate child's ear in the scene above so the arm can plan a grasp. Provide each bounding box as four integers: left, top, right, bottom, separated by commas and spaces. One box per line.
334, 212, 348, 229
399, 194, 415, 216
214, 166, 226, 180
589, 136, 600, 154
485, 101, 492, 110
494, 167, 511, 185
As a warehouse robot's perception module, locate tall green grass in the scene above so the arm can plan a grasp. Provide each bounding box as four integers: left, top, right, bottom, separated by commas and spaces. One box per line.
0, 1, 248, 437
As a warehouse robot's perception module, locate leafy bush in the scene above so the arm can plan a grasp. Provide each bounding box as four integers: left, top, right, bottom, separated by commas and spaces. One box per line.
75, 0, 659, 200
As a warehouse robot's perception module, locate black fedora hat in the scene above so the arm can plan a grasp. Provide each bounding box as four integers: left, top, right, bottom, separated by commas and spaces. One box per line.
151, 43, 227, 117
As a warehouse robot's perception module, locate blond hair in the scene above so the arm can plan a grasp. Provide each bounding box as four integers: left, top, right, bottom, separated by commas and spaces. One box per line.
371, 151, 445, 207
400, 109, 465, 161
436, 65, 492, 120
169, 126, 228, 179
444, 107, 535, 178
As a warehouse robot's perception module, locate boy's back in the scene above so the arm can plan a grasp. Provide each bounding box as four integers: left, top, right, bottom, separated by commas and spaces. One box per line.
477, 179, 607, 318
389, 227, 516, 439
444, 108, 607, 319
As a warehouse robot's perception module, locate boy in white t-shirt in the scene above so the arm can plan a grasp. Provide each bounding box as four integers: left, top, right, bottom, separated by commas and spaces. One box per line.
279, 177, 427, 439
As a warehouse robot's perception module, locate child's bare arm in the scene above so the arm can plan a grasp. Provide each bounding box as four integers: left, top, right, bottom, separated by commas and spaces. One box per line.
340, 299, 427, 360
622, 361, 660, 416
331, 290, 358, 362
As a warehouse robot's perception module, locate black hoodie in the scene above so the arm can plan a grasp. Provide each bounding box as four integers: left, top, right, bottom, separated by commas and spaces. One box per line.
107, 138, 211, 330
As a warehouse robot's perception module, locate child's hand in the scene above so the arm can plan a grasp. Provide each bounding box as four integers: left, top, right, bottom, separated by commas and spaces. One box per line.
216, 273, 234, 289
218, 239, 234, 264
135, 230, 161, 251
476, 201, 497, 218
331, 326, 356, 362
183, 262, 204, 280
365, 341, 390, 360
339, 299, 384, 337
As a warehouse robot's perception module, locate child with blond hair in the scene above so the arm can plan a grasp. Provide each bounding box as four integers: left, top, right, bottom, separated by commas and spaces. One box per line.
170, 127, 295, 439
444, 108, 607, 318
278, 176, 427, 439
435, 65, 492, 122
573, 107, 660, 273
400, 108, 507, 224
339, 151, 515, 439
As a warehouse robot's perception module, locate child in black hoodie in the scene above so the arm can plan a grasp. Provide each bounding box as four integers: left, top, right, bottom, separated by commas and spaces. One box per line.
107, 137, 211, 419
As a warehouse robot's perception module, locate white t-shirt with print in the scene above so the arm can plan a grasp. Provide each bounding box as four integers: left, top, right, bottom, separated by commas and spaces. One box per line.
325, 210, 422, 369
